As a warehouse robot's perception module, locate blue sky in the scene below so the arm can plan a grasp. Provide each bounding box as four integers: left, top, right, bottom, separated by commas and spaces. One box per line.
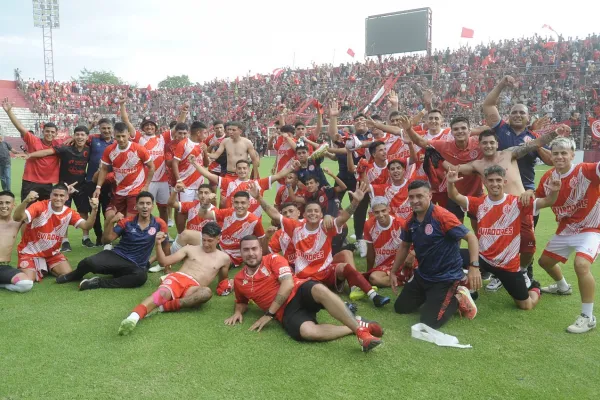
1, 0, 598, 87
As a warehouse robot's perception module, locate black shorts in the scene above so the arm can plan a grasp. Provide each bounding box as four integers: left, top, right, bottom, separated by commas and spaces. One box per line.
0, 264, 21, 284
282, 280, 324, 341
445, 198, 475, 222
66, 189, 90, 213
21, 180, 52, 202
479, 258, 529, 301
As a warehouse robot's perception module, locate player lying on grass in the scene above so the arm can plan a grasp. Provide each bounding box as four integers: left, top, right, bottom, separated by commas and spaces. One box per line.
225, 235, 384, 352
0, 191, 33, 293
447, 164, 560, 310
118, 222, 231, 335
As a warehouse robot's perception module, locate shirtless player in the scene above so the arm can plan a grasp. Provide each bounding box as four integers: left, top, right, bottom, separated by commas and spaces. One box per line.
207, 121, 260, 179
0, 191, 33, 293
118, 222, 231, 335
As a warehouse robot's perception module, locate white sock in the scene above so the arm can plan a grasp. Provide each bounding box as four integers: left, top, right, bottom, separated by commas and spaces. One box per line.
83, 235, 89, 240
62, 238, 69, 244
170, 239, 182, 254
0, 280, 34, 293
367, 289, 376, 300
159, 305, 165, 312
127, 312, 140, 323
556, 278, 569, 291
582, 303, 594, 318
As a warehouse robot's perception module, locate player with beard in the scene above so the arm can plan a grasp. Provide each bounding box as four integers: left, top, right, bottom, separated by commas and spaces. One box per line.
225, 236, 384, 352
369, 159, 412, 219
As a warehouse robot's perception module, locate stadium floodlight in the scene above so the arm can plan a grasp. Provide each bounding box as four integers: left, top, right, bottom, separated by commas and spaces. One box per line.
32, 0, 60, 82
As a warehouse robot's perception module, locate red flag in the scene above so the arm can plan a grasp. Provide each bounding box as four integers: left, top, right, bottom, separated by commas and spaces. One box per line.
146, 84, 152, 91
543, 41, 557, 49
461, 27, 474, 39
347, 48, 355, 58
542, 24, 557, 34
589, 118, 600, 140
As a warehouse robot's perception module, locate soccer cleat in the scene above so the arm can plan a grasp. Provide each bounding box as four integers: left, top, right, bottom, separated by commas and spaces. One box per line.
95, 239, 103, 247
350, 234, 357, 240
357, 240, 367, 258
79, 277, 100, 291
349, 286, 371, 301
480, 271, 492, 281
148, 264, 164, 273
118, 318, 137, 336
456, 286, 477, 320
103, 244, 113, 251
82, 238, 95, 248
310, 143, 329, 160
61, 241, 72, 253
541, 283, 572, 295
356, 326, 383, 352
566, 314, 597, 334
486, 277, 503, 291
372, 294, 390, 308
345, 302, 358, 316
56, 273, 76, 284
356, 316, 384, 337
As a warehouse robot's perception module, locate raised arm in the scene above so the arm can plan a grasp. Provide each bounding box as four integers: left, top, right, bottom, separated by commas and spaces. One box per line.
334, 181, 367, 227
387, 90, 399, 113
155, 232, 188, 267
323, 167, 347, 193
102, 213, 125, 244
366, 117, 402, 136
25, 148, 55, 159
2, 98, 29, 138
535, 176, 561, 209
250, 182, 281, 222
77, 198, 99, 231
446, 168, 468, 209
13, 191, 39, 222
483, 76, 515, 128
190, 155, 219, 185
271, 160, 299, 182
177, 103, 189, 124
207, 138, 226, 160
118, 95, 136, 138
510, 124, 567, 160
327, 99, 340, 141
399, 116, 429, 149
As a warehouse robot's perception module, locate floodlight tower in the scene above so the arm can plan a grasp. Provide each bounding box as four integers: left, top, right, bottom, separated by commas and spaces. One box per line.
32, 0, 60, 82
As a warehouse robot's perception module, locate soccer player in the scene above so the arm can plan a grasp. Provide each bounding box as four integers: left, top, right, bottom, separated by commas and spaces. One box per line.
167, 183, 215, 233
255, 181, 391, 308
266, 202, 301, 268
207, 121, 260, 178
369, 159, 412, 219
363, 198, 411, 287
446, 165, 560, 310
225, 236, 384, 352
295, 145, 329, 187
535, 137, 600, 333
118, 222, 231, 335
14, 184, 98, 281
195, 191, 265, 267
26, 125, 92, 251
205, 120, 228, 177
270, 124, 297, 183
350, 141, 390, 185
390, 180, 480, 329
93, 122, 154, 217
274, 171, 305, 211
0, 191, 33, 293
57, 191, 167, 290
286, 174, 346, 217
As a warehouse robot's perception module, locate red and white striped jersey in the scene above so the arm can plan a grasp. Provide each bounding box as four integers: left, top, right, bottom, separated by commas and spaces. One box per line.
179, 201, 215, 232
356, 159, 390, 184
173, 138, 205, 190
274, 136, 296, 177
134, 131, 169, 183
268, 229, 296, 266
370, 181, 412, 219
363, 215, 404, 269
466, 194, 536, 272
204, 133, 226, 174
213, 208, 265, 266
101, 142, 151, 196
536, 163, 600, 236
218, 176, 272, 218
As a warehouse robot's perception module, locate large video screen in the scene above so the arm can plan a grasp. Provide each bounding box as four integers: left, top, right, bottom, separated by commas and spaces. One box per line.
365, 8, 430, 56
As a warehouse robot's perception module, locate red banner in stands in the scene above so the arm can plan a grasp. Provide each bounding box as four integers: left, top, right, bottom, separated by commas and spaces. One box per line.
590, 118, 600, 140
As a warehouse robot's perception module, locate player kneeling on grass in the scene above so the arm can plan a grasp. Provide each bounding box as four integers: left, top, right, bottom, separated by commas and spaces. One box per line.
56, 191, 168, 290
225, 236, 384, 352
14, 184, 98, 282
0, 191, 33, 293
390, 180, 481, 329
118, 222, 231, 335
446, 165, 560, 310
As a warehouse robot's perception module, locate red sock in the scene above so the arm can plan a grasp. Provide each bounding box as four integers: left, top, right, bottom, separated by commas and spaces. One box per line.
163, 299, 181, 312
133, 304, 148, 319
343, 264, 373, 294
529, 287, 541, 297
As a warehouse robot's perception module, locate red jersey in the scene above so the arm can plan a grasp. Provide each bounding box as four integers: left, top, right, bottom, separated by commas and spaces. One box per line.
280, 216, 341, 280
536, 163, 600, 236
363, 215, 404, 269
164, 138, 181, 187
274, 136, 296, 180
218, 176, 272, 218
275, 185, 306, 211
133, 131, 170, 183
466, 194, 536, 272
268, 229, 296, 266
204, 133, 227, 174
234, 254, 304, 322
429, 137, 483, 197
173, 137, 205, 190
101, 142, 151, 197
18, 200, 84, 258
356, 159, 390, 184
179, 201, 215, 232
213, 208, 265, 266
370, 181, 412, 219
22, 132, 61, 184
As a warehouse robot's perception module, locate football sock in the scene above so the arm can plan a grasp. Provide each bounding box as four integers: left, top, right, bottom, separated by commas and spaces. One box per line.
83, 235, 89, 240
130, 304, 147, 321
163, 299, 181, 312
367, 289, 377, 300
62, 238, 69, 244
342, 264, 373, 294
582, 303, 594, 318
556, 278, 569, 291
0, 280, 33, 293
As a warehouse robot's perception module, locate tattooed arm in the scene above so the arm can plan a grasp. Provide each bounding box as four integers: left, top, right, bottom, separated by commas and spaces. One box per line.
248, 274, 293, 332
509, 129, 559, 160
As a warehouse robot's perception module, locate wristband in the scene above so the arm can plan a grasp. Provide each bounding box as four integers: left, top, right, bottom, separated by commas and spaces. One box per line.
96, 185, 101, 189
264, 310, 275, 318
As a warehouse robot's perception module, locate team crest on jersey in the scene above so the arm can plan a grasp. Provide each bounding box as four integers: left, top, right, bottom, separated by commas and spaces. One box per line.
469, 150, 479, 159
261, 266, 270, 276
425, 224, 433, 235
503, 204, 511, 215
148, 227, 157, 235
20, 261, 29, 268
242, 279, 248, 285
523, 136, 533, 143
308, 165, 315, 171
319, 195, 325, 203
569, 177, 578, 188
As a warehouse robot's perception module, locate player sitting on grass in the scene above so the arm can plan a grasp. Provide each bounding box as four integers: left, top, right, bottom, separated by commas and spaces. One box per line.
446, 165, 560, 310
225, 235, 384, 352
118, 222, 231, 335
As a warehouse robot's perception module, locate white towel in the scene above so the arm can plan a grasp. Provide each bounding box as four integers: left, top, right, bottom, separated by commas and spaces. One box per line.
411, 323, 472, 349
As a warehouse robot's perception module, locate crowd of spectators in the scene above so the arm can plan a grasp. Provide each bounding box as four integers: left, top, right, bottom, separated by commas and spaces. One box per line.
15, 33, 600, 148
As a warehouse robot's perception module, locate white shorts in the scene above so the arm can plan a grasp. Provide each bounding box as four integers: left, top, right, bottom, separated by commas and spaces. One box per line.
149, 182, 169, 206
177, 188, 198, 203
543, 232, 600, 264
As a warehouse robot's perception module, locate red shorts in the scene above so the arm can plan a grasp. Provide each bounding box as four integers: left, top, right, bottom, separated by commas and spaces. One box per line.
107, 194, 138, 216
18, 253, 67, 281
363, 265, 413, 286
431, 192, 448, 208
520, 215, 536, 254
312, 265, 345, 293
159, 272, 200, 299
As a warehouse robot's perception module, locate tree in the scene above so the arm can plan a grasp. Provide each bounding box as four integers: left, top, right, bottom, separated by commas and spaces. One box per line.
158, 75, 192, 89
73, 68, 124, 85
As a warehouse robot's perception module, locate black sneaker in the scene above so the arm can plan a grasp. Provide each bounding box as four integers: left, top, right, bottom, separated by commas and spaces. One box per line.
61, 241, 72, 253
372, 294, 391, 308
529, 279, 541, 291
470, 290, 479, 302
480, 271, 492, 281
56, 273, 77, 284
345, 301, 358, 316
79, 277, 100, 291
527, 263, 534, 280
82, 238, 94, 248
